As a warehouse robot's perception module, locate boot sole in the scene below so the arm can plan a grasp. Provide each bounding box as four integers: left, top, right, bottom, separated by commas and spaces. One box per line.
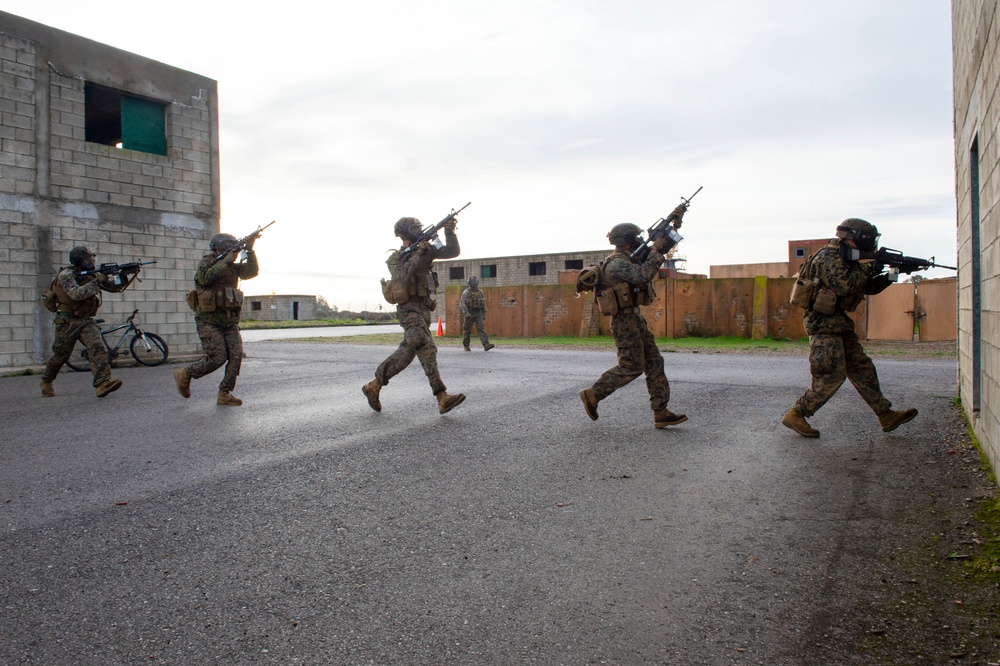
96, 380, 123, 398
881, 409, 918, 432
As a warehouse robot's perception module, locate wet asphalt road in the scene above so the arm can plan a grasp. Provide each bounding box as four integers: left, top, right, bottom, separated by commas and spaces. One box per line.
0, 341, 963, 664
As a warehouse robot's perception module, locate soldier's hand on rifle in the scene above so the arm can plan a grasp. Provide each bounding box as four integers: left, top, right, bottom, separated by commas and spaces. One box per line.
225, 248, 240, 264
652, 236, 671, 252
245, 235, 256, 251
442, 218, 458, 231
94, 272, 110, 284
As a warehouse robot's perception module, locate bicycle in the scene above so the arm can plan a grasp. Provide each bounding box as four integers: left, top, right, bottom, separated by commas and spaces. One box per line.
65, 308, 169, 371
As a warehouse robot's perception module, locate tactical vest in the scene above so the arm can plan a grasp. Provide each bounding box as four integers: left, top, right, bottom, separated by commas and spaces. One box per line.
466, 290, 485, 311
195, 259, 245, 313
51, 268, 100, 317
598, 251, 655, 314
385, 246, 438, 305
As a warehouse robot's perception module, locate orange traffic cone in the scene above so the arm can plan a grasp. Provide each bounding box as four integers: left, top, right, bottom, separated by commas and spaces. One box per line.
436, 316, 444, 336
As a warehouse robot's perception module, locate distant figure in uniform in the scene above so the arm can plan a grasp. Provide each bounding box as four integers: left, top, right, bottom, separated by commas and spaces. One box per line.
579, 223, 686, 429
460, 276, 495, 352
781, 218, 917, 438
40, 246, 133, 398
174, 233, 258, 406
363, 216, 466, 415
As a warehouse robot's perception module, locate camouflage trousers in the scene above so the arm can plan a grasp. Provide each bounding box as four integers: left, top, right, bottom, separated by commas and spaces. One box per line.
591, 313, 670, 411
462, 311, 490, 348
187, 321, 243, 392
42, 316, 111, 387
376, 304, 446, 395
794, 332, 891, 416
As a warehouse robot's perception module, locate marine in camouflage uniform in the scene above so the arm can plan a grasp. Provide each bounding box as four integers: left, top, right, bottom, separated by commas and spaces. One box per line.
362, 217, 466, 415
781, 218, 918, 438
173, 233, 258, 406
40, 246, 133, 398
579, 222, 686, 429
460, 276, 494, 351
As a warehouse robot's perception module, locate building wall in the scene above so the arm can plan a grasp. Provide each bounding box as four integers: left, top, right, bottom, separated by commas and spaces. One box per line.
435, 248, 683, 290
0, 12, 219, 368
244, 294, 321, 322
954, 0, 1000, 469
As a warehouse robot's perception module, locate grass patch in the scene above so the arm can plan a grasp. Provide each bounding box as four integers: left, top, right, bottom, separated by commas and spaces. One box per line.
241, 318, 393, 330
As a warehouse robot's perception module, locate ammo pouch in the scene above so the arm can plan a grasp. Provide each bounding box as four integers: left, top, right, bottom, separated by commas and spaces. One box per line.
196, 287, 244, 313
595, 288, 619, 316
789, 276, 817, 309
381, 278, 409, 305
186, 289, 199, 312
812, 287, 838, 315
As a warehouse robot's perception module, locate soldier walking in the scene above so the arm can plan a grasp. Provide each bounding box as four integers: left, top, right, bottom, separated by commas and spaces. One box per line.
174, 233, 258, 406
579, 223, 686, 429
460, 276, 494, 351
782, 218, 917, 437
363, 216, 466, 415
40, 246, 135, 398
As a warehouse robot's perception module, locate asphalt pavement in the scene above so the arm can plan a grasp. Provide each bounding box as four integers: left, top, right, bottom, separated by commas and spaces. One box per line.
0, 340, 994, 665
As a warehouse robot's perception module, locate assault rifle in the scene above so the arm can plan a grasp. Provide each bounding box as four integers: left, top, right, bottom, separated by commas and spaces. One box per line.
80, 260, 157, 287
847, 246, 956, 276
212, 221, 276, 265
631, 186, 702, 263
399, 202, 471, 257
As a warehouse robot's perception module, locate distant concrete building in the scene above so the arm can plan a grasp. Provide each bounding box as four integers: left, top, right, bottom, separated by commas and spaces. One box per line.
953, 2, 1000, 469
244, 294, 324, 321
710, 239, 830, 279
435, 248, 687, 290
0, 12, 219, 369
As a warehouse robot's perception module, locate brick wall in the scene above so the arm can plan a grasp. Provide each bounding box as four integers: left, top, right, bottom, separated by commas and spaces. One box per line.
954, 0, 1000, 470
0, 12, 219, 369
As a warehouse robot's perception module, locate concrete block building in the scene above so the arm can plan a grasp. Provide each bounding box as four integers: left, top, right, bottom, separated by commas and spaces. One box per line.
244, 294, 322, 322
954, 1, 1000, 471
0, 12, 219, 369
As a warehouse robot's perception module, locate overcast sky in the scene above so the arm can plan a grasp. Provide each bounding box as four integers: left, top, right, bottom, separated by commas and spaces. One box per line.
4, 1, 957, 310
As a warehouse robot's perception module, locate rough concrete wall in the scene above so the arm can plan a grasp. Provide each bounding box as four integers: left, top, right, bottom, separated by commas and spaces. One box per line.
954, 0, 1000, 470
243, 295, 319, 322
0, 13, 219, 369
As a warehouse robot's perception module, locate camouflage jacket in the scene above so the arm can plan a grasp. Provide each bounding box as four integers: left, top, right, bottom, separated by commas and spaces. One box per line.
194, 250, 259, 327
387, 228, 460, 308
460, 287, 486, 316
52, 267, 129, 317
803, 239, 893, 335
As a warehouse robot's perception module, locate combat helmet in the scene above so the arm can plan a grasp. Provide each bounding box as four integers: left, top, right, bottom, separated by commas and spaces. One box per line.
209, 233, 237, 253
394, 217, 423, 242
468, 276, 479, 289
69, 246, 96, 269
608, 223, 643, 249
836, 218, 880, 252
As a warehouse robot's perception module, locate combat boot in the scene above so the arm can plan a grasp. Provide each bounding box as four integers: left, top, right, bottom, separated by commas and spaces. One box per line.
654, 408, 688, 428
463, 346, 471, 352
217, 390, 243, 406
878, 408, 918, 433
40, 379, 54, 397
95, 379, 123, 398
174, 367, 191, 398
781, 407, 819, 438
484, 343, 495, 351
362, 379, 382, 412
580, 388, 599, 421
437, 391, 466, 414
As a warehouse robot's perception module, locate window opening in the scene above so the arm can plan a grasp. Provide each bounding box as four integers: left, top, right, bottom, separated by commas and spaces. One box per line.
481, 264, 497, 279
564, 259, 583, 270
529, 261, 547, 276
450, 266, 466, 280
85, 82, 167, 156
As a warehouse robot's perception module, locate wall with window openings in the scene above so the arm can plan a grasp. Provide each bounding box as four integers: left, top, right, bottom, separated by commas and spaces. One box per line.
0, 11, 220, 369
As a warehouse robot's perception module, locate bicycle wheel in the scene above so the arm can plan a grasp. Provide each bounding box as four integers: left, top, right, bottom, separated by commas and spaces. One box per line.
130, 332, 168, 366
64, 340, 91, 372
